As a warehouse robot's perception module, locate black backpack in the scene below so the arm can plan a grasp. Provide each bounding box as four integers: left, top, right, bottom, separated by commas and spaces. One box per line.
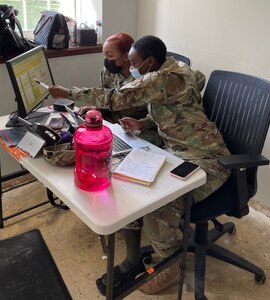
0, 5, 33, 57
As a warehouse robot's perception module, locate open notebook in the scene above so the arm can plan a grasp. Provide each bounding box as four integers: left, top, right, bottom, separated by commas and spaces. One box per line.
113, 148, 167, 185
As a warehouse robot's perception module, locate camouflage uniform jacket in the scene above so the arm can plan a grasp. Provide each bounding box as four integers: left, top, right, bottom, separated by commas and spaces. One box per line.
70, 58, 230, 196
92, 67, 148, 122
100, 67, 128, 89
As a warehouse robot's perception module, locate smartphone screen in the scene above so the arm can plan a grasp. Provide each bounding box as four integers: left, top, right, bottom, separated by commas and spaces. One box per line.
170, 162, 200, 180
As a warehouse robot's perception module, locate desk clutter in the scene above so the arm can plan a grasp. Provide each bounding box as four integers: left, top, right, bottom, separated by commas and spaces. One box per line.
1, 109, 75, 159
43, 143, 75, 166
0, 127, 26, 147
1, 107, 164, 190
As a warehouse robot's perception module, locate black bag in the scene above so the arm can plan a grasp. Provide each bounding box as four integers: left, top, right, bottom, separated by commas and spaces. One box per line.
0, 5, 33, 57
33, 11, 69, 49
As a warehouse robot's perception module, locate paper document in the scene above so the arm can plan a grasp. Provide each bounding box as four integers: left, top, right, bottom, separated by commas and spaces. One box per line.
113, 148, 167, 185
17, 131, 46, 158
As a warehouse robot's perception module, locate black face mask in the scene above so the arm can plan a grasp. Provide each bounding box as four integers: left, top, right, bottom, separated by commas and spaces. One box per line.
104, 58, 122, 74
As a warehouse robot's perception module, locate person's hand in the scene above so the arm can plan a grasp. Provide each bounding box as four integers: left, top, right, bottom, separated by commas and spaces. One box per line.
77, 106, 97, 115
48, 85, 70, 99
118, 117, 145, 132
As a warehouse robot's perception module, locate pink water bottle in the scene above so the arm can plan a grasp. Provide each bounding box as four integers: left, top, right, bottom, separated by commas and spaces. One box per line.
73, 110, 113, 191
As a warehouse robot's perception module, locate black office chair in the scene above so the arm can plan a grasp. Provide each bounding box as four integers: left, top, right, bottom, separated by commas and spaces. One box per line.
167, 51, 191, 66
186, 70, 270, 299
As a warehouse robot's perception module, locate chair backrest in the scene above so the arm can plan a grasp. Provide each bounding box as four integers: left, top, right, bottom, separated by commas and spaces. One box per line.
203, 70, 270, 156
191, 71, 270, 220
166, 51, 191, 66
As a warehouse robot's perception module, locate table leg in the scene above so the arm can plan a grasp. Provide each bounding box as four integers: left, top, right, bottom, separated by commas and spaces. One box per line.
47, 188, 69, 210
177, 192, 193, 299
106, 233, 115, 300
0, 165, 3, 228
0, 166, 29, 228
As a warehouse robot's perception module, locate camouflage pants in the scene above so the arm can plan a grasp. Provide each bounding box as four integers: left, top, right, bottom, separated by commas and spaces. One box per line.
124, 171, 230, 257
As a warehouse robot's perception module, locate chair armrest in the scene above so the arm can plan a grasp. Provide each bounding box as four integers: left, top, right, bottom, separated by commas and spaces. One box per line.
218, 154, 269, 169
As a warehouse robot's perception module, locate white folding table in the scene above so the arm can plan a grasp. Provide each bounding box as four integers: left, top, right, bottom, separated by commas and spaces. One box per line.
0, 115, 206, 299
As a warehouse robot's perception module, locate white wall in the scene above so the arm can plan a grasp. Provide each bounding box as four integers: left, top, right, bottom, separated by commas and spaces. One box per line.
137, 0, 270, 208
137, 0, 270, 80
102, 0, 138, 41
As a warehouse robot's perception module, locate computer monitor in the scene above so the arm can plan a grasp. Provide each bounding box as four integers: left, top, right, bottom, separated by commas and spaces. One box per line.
5, 45, 54, 126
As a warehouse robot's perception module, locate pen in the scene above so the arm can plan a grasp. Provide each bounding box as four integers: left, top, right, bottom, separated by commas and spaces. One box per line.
64, 105, 85, 124
34, 79, 49, 89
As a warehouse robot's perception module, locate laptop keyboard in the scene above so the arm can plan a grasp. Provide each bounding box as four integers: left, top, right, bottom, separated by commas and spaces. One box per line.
113, 134, 132, 155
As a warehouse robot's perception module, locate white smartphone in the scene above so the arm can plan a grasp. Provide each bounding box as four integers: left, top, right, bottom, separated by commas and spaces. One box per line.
170, 161, 200, 180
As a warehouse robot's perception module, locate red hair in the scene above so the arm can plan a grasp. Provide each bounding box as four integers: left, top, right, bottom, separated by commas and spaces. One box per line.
105, 33, 134, 53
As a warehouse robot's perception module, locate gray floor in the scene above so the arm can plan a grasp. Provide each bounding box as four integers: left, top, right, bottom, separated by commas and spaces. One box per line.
1, 177, 270, 300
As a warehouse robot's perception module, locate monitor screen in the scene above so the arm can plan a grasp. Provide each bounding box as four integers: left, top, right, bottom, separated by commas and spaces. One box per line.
6, 45, 54, 119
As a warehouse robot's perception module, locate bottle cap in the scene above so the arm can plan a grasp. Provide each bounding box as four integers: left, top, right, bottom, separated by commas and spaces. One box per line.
85, 110, 103, 128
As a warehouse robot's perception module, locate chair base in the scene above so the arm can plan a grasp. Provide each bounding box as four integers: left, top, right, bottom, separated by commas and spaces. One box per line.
140, 220, 266, 300
189, 220, 266, 300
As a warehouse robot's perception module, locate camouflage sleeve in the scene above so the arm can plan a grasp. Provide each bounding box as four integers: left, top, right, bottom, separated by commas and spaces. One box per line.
68, 86, 114, 108
99, 68, 105, 88
139, 114, 156, 129
68, 71, 185, 111
100, 67, 112, 88
193, 70, 206, 92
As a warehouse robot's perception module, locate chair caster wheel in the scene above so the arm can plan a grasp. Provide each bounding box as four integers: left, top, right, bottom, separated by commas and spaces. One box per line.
255, 273, 266, 284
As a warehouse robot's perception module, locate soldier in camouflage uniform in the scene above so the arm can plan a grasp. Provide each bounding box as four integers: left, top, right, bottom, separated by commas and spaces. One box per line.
49, 35, 230, 294
49, 32, 162, 145
96, 34, 149, 122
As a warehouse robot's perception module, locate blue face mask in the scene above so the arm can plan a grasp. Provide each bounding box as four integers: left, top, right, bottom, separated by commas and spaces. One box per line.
129, 58, 150, 79
129, 67, 143, 79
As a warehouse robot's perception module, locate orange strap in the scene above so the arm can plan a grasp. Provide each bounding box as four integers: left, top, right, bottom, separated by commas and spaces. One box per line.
0, 137, 29, 161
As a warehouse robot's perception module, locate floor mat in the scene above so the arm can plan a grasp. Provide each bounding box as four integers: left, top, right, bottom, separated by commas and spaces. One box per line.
0, 229, 72, 300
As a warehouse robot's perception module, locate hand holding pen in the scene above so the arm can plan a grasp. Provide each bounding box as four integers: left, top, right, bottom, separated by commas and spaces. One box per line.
48, 85, 70, 99
34, 79, 70, 99
34, 79, 49, 89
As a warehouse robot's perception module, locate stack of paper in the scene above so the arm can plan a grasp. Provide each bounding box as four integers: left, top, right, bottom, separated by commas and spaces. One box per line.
113, 148, 167, 185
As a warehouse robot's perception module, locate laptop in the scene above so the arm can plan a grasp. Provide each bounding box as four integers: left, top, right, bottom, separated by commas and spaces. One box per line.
110, 123, 149, 156
64, 106, 148, 156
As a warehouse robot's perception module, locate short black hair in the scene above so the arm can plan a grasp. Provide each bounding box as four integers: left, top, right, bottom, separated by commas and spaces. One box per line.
132, 35, 167, 64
